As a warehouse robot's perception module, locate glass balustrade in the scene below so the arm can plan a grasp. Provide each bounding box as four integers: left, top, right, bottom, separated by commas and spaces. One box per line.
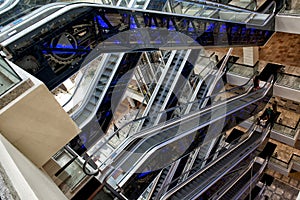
0, 55, 21, 95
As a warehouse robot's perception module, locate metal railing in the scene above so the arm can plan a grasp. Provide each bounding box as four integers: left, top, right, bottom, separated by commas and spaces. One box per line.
0, 54, 21, 95
82, 72, 258, 175
161, 122, 270, 199
115, 75, 273, 189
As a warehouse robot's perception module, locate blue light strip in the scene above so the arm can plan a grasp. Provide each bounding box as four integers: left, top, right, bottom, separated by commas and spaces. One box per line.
96, 15, 109, 28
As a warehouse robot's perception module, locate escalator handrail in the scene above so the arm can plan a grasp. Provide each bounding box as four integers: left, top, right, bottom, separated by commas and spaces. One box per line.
0, 0, 14, 10
61, 54, 103, 108
214, 156, 265, 200
72, 53, 125, 128
251, 1, 276, 25
82, 72, 257, 175
262, 1, 277, 14
217, 158, 268, 200
63, 53, 109, 117
205, 48, 233, 101
0, 3, 67, 41
151, 122, 255, 199
142, 122, 250, 200
176, 0, 276, 15
174, 0, 276, 22
116, 75, 273, 187
116, 76, 273, 185
210, 156, 258, 200
0, 0, 18, 15
1, 2, 275, 46
161, 122, 271, 200
175, 0, 256, 13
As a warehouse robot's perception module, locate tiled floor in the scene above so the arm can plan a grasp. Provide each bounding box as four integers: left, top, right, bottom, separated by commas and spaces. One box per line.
207, 31, 300, 198
0, 163, 19, 200
262, 173, 299, 200
206, 32, 300, 74
260, 32, 300, 68
269, 138, 300, 163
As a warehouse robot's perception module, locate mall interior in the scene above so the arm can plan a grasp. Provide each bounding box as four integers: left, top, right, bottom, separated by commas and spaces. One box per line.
0, 0, 300, 199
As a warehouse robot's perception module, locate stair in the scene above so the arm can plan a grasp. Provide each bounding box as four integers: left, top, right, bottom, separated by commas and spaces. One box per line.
73, 53, 121, 127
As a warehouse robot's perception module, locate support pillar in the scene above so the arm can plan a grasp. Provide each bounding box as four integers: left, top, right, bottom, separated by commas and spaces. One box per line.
243, 47, 259, 66
127, 96, 136, 108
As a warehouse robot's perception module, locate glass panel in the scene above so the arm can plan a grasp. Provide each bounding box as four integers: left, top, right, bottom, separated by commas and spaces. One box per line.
0, 0, 63, 29
272, 123, 297, 138
269, 157, 289, 168
54, 149, 73, 166
276, 73, 300, 90
293, 154, 300, 163
227, 63, 256, 78
0, 55, 21, 95
54, 149, 88, 192
278, 0, 300, 16
61, 53, 105, 113
56, 159, 87, 192
88, 75, 269, 169
172, 0, 274, 26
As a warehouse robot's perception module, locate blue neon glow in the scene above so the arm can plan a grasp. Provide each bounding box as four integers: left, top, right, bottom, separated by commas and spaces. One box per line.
96, 15, 109, 28
137, 171, 152, 179
105, 111, 111, 117
188, 22, 194, 32
206, 23, 215, 32
151, 18, 157, 29
130, 16, 137, 29
144, 16, 150, 26
168, 20, 175, 31
161, 18, 167, 27
220, 24, 226, 33
55, 44, 74, 49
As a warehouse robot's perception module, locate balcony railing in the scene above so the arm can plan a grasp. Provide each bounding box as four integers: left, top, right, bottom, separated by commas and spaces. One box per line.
0, 54, 21, 95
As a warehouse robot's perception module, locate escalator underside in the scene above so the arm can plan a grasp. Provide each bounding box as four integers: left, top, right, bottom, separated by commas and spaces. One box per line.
164, 130, 263, 200
2, 3, 274, 89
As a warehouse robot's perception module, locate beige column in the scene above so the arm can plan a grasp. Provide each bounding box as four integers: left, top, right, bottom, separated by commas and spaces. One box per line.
127, 96, 136, 108
243, 47, 259, 66
0, 83, 80, 168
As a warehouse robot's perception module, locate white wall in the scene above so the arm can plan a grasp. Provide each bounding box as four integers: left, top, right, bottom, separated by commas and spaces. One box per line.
276, 15, 300, 35
0, 134, 67, 200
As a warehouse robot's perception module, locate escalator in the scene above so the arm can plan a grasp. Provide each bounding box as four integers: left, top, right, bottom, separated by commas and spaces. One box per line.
69, 52, 142, 154
150, 165, 174, 199
189, 74, 215, 111
169, 52, 239, 181
0, 0, 16, 14
119, 0, 168, 10
0, 2, 275, 89
217, 158, 267, 200
99, 75, 273, 199
0, 0, 61, 31
142, 50, 189, 127
161, 126, 269, 200
180, 54, 249, 173
153, 61, 223, 192
135, 52, 238, 198
71, 53, 124, 128
200, 154, 255, 199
